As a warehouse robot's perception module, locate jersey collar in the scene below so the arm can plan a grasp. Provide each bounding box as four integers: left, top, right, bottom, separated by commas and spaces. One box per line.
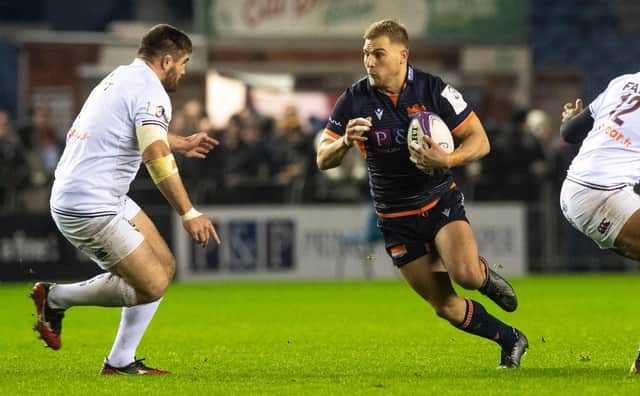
132, 58, 165, 89
407, 65, 414, 84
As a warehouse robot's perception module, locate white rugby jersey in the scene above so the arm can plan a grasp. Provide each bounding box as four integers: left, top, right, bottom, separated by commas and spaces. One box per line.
567, 72, 640, 189
50, 58, 171, 215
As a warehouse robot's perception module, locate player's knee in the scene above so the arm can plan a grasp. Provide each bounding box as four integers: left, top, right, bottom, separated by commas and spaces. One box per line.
138, 276, 169, 303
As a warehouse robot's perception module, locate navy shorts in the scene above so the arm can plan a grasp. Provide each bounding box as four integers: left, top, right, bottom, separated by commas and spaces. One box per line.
378, 188, 469, 267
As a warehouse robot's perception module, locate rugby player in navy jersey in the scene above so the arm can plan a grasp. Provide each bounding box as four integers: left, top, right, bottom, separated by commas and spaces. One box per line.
317, 20, 528, 368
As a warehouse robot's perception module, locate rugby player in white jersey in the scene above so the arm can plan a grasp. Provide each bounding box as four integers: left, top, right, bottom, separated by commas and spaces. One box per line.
30, 24, 220, 375
560, 74, 640, 374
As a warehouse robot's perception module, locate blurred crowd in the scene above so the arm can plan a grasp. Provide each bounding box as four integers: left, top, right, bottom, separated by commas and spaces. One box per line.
0, 99, 579, 213
0, 104, 62, 212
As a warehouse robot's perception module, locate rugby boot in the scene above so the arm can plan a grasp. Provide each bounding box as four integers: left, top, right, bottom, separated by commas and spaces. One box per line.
478, 257, 518, 312
100, 358, 170, 375
31, 282, 65, 350
498, 328, 529, 369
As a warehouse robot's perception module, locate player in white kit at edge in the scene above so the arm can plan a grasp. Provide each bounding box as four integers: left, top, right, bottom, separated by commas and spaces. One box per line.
30, 24, 221, 375
560, 72, 640, 374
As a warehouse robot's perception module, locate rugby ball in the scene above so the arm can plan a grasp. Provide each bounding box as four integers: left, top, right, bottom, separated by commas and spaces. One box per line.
407, 112, 454, 160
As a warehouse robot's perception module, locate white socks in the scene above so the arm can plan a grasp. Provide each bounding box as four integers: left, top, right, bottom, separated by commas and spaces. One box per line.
46, 272, 163, 368
47, 273, 138, 309
106, 298, 162, 368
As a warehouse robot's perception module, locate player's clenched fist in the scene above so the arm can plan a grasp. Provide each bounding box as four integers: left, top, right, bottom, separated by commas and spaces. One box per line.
343, 117, 371, 146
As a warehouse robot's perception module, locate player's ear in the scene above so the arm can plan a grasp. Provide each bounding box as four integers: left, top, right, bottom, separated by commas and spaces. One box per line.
400, 47, 409, 64
161, 54, 173, 71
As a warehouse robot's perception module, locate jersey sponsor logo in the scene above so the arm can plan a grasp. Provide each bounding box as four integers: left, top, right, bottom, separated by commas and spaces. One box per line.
372, 128, 407, 147
67, 128, 90, 141
375, 108, 384, 120
593, 123, 633, 147
597, 218, 611, 234
441, 85, 467, 115
442, 208, 450, 218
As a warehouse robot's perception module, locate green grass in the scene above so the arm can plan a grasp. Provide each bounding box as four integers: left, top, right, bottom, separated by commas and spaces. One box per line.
1, 275, 640, 395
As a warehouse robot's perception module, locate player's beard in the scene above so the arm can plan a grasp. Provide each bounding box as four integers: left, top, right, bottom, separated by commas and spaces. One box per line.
162, 67, 180, 92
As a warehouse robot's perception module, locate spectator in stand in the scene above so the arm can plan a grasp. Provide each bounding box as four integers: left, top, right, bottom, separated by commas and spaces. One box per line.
0, 110, 29, 210
478, 109, 546, 201
219, 114, 269, 202
19, 103, 62, 173
267, 105, 315, 201
18, 103, 63, 211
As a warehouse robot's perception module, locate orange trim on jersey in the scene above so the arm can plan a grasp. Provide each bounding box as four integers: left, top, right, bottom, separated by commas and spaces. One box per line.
451, 111, 477, 135
356, 141, 367, 159
388, 94, 399, 106
376, 199, 439, 219
375, 182, 456, 218
323, 129, 341, 140
323, 128, 367, 159
407, 104, 427, 114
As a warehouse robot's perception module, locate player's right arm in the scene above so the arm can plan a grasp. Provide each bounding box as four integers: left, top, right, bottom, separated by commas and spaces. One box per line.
560, 98, 593, 144
316, 91, 370, 170
137, 124, 220, 246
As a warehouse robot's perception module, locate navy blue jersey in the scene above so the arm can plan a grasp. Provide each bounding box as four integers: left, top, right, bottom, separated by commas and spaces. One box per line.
323, 65, 476, 217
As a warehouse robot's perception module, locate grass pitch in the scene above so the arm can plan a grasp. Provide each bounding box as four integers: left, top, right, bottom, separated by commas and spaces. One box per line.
1, 275, 640, 395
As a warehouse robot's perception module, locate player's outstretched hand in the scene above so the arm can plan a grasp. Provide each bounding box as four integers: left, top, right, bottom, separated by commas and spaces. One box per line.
409, 135, 449, 172
343, 117, 371, 146
183, 214, 221, 247
182, 132, 220, 159
562, 98, 584, 123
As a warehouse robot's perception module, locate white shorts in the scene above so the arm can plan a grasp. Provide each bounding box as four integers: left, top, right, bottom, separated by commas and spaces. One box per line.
560, 179, 640, 249
51, 198, 144, 270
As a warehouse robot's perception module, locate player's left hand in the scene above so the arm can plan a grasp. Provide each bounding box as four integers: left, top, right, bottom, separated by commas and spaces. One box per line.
562, 98, 584, 123
408, 135, 450, 172
181, 132, 220, 159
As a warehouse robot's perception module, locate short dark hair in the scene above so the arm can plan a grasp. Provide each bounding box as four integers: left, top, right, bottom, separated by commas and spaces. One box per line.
363, 20, 409, 47
138, 24, 192, 61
